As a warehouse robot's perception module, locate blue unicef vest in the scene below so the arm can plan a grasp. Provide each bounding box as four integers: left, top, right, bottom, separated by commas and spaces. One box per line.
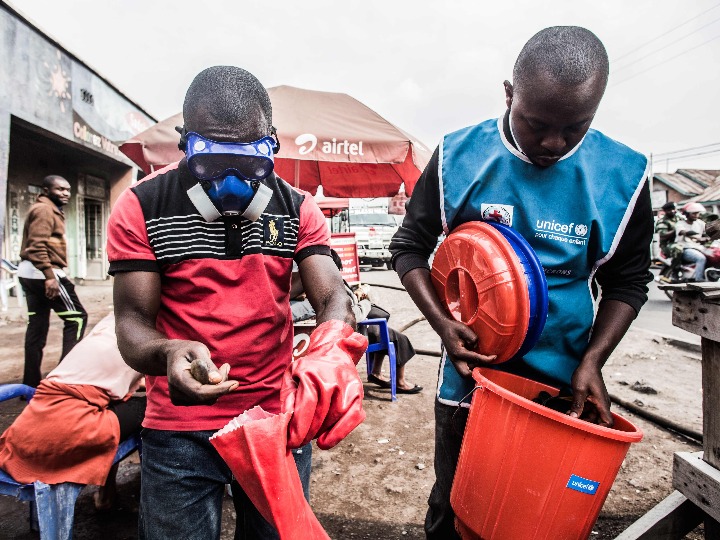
437, 117, 647, 406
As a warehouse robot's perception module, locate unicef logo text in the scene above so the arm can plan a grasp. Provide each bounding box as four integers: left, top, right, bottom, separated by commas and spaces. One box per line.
535, 219, 588, 237
571, 480, 595, 491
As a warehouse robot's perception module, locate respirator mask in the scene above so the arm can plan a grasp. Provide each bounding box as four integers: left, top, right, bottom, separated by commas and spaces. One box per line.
180, 128, 279, 221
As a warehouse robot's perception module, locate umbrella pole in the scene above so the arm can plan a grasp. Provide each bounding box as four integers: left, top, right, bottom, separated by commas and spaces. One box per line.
294, 160, 300, 189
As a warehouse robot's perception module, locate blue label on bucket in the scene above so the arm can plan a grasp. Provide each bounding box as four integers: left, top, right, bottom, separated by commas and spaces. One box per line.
566, 474, 599, 495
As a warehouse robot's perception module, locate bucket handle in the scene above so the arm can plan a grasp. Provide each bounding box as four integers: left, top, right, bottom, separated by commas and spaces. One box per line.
451, 384, 486, 436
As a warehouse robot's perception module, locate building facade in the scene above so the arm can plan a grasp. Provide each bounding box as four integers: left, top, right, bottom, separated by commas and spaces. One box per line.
0, 2, 155, 279
652, 169, 720, 213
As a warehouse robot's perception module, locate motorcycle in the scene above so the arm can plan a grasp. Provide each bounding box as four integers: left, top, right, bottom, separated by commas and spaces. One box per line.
655, 242, 720, 299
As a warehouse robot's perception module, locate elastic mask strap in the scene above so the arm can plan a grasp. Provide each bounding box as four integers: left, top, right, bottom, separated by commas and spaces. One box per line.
187, 183, 222, 222
242, 183, 272, 222
270, 126, 281, 154
176, 126, 188, 152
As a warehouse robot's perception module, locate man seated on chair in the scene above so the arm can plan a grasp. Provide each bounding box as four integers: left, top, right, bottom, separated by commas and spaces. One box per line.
0, 313, 145, 510
291, 250, 422, 394
361, 301, 423, 395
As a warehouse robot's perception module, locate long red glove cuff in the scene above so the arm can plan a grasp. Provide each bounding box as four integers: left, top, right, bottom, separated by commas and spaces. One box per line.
282, 320, 368, 450
210, 407, 330, 540
301, 320, 367, 363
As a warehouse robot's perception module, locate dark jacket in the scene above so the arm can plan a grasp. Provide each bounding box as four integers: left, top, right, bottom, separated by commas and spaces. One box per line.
20, 195, 68, 279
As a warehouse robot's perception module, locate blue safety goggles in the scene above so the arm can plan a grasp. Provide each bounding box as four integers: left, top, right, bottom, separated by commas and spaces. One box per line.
185, 132, 277, 181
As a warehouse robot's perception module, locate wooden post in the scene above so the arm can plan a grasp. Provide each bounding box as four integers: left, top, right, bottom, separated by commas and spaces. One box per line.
702, 337, 720, 469
618, 284, 720, 539
701, 337, 720, 537
613, 491, 703, 540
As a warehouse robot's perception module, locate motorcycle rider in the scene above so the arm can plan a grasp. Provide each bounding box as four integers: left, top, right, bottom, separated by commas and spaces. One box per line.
655, 201, 682, 258
676, 202, 708, 281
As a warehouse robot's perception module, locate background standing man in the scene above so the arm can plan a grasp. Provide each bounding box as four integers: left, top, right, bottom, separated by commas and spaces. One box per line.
390, 26, 653, 539
18, 174, 87, 388
108, 66, 362, 539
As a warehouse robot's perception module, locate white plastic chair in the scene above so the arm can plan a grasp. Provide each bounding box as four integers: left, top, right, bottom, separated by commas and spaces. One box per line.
0, 259, 23, 312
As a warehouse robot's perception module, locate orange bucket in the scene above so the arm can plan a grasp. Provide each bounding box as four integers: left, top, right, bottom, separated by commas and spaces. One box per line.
451, 368, 642, 540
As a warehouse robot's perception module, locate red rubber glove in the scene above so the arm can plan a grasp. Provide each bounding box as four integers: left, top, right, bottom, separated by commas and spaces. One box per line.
281, 319, 368, 450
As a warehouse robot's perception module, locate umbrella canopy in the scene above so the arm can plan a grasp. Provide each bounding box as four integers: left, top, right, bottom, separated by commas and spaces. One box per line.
119, 85, 431, 197
119, 111, 183, 176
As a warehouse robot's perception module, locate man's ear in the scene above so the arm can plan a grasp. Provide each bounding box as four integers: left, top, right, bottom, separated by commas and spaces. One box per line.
503, 80, 513, 109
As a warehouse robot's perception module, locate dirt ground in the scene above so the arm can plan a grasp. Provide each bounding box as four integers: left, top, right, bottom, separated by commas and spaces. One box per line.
0, 270, 707, 539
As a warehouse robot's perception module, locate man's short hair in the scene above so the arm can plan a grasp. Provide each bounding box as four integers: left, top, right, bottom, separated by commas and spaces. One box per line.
662, 202, 676, 211
42, 175, 65, 190
513, 26, 609, 91
183, 66, 272, 141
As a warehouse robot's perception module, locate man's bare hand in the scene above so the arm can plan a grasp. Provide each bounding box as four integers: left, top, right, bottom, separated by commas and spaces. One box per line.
44, 278, 60, 300
569, 362, 613, 427
353, 284, 371, 302
439, 319, 497, 378
164, 340, 238, 406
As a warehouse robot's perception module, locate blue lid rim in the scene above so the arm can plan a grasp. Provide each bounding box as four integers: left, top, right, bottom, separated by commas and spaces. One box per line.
486, 221, 549, 358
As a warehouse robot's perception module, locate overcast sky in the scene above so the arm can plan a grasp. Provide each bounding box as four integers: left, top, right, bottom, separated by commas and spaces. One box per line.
13, 0, 720, 172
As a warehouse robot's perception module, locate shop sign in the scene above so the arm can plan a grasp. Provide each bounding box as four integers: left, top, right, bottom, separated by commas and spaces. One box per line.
330, 233, 361, 285
84, 175, 107, 199
8, 192, 21, 260
72, 112, 122, 158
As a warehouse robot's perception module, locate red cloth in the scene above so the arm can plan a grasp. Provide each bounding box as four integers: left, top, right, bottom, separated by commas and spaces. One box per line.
0, 380, 119, 485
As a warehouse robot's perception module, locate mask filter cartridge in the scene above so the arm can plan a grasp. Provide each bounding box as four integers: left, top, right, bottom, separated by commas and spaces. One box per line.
206, 175, 255, 216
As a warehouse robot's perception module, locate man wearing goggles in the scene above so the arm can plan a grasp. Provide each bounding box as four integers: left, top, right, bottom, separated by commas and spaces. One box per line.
107, 66, 364, 539
182, 128, 279, 221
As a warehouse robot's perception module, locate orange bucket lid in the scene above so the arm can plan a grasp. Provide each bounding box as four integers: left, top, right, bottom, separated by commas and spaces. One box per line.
431, 222, 530, 363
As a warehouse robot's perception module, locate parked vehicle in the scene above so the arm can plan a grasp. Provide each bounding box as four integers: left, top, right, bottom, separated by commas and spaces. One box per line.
349, 213, 398, 268
656, 243, 720, 298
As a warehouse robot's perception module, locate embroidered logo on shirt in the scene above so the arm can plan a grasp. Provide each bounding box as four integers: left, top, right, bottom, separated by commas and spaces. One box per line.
264, 217, 284, 247
481, 203, 514, 226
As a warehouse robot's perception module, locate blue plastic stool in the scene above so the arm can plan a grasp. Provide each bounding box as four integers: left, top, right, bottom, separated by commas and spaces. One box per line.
0, 383, 35, 402
358, 318, 397, 402
0, 383, 142, 539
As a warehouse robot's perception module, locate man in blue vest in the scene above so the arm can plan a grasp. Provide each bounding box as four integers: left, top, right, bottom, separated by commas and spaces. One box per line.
390, 26, 653, 539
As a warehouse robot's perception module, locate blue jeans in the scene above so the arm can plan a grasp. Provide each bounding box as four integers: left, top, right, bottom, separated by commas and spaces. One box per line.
139, 429, 312, 540
682, 247, 707, 281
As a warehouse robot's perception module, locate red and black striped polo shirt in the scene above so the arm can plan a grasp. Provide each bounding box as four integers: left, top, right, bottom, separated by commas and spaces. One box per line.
107, 161, 330, 431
